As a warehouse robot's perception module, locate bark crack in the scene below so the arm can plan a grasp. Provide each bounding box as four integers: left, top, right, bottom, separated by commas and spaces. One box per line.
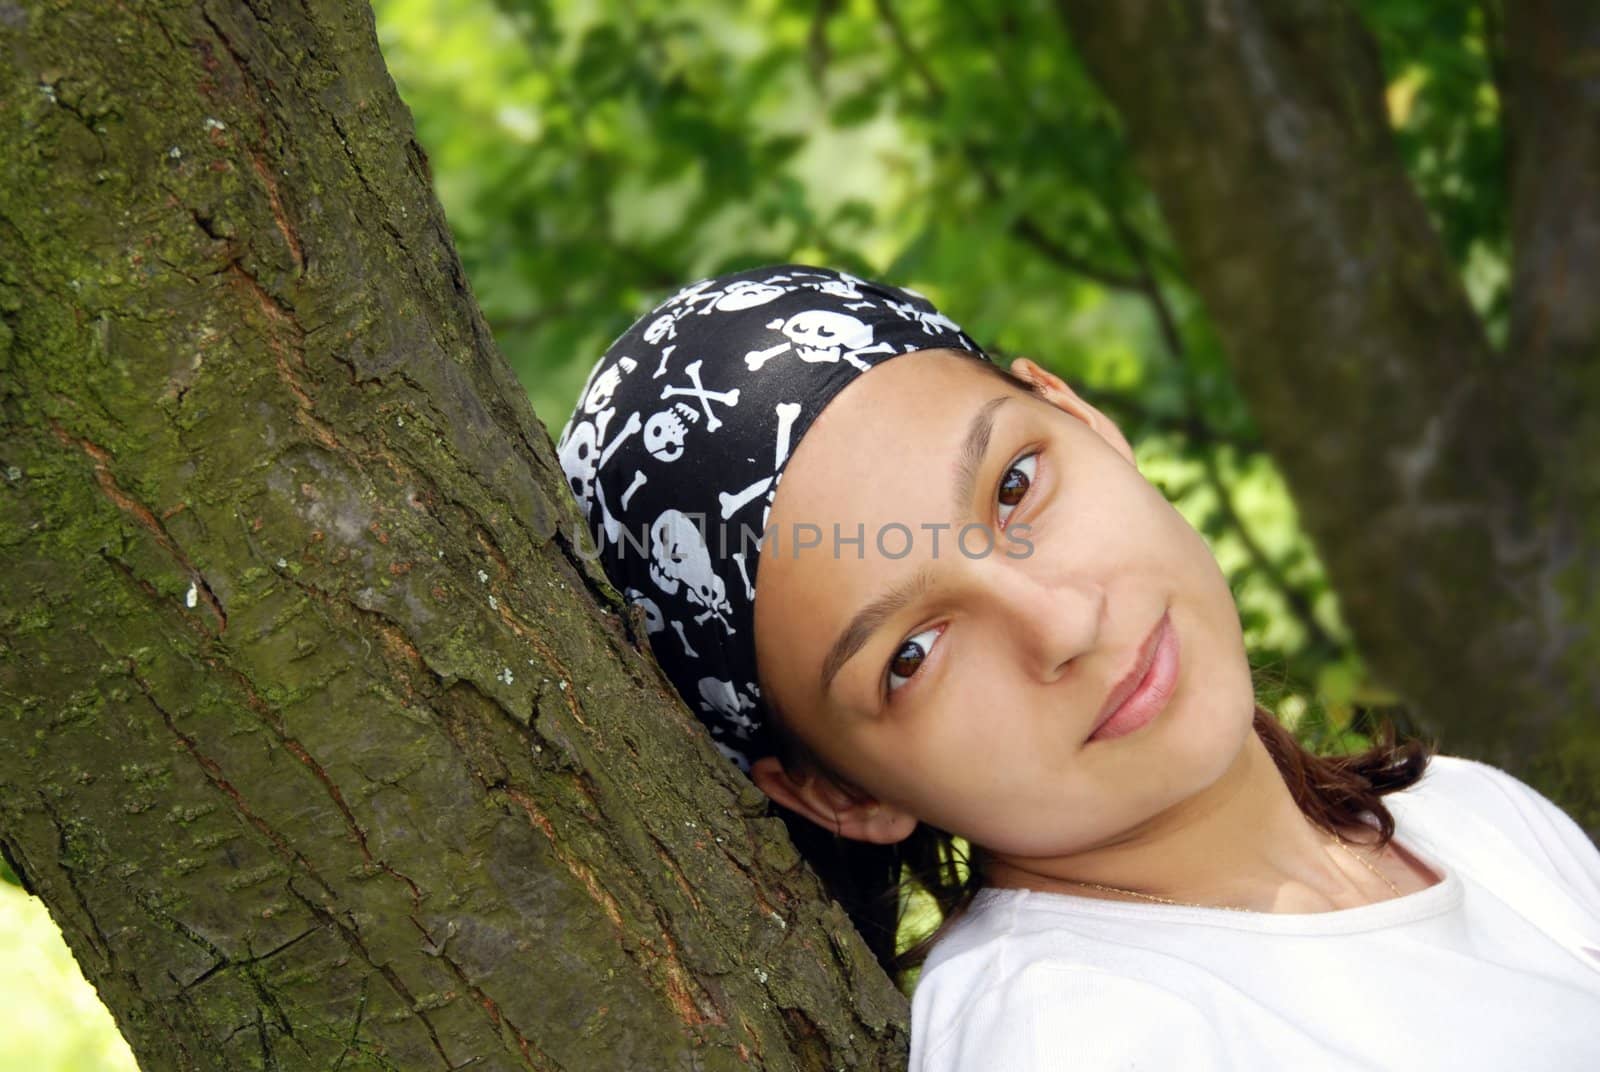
282, 877, 458, 1071
197, 6, 305, 275
412, 927, 561, 1071
128, 662, 338, 904
35, 790, 118, 972
51, 420, 228, 633
495, 784, 724, 1029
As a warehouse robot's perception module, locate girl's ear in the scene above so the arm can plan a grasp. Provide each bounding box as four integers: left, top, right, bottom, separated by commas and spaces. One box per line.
749, 756, 918, 845
1010, 357, 1137, 466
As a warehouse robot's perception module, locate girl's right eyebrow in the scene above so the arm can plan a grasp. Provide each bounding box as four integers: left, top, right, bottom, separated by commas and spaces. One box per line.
818, 563, 936, 700
952, 396, 1012, 517
816, 393, 1014, 699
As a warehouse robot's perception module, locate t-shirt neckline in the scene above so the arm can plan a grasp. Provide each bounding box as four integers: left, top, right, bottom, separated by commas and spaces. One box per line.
975, 809, 1463, 936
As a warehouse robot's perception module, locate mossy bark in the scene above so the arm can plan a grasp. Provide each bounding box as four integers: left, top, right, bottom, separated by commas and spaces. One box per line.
0, 3, 906, 1069
1058, 0, 1600, 835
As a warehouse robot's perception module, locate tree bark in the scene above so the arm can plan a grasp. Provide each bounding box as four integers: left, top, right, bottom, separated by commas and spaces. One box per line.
1057, 0, 1600, 833
0, 3, 906, 1069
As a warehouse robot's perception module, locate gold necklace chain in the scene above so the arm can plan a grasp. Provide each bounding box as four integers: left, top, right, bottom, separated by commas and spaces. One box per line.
1054, 821, 1403, 912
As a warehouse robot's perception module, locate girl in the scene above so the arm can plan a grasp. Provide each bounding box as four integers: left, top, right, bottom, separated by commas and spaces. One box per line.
557, 265, 1600, 1069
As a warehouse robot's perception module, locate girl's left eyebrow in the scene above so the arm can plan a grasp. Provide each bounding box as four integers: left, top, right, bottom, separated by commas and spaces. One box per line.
816, 394, 1014, 699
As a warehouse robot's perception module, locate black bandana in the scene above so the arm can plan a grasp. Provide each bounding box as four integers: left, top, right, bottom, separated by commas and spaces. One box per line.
556, 264, 991, 769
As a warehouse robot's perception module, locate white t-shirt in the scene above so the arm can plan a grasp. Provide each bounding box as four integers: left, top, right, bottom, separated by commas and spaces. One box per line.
909, 754, 1600, 1071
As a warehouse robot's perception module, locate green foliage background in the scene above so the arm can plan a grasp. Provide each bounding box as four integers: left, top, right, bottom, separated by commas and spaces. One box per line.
1, 1, 1508, 1065
373, 0, 1506, 745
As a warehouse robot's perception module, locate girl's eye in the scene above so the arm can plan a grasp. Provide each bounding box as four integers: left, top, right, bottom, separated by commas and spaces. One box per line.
997, 453, 1038, 529
885, 626, 941, 700
878, 452, 1040, 703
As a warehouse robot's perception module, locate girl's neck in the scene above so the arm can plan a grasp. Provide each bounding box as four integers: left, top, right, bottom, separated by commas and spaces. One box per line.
981, 734, 1404, 913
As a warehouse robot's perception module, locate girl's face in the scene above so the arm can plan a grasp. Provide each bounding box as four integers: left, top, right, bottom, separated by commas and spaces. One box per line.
749, 350, 1257, 860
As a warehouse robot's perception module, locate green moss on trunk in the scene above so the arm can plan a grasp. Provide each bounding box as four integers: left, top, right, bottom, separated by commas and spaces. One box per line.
0, 3, 908, 1068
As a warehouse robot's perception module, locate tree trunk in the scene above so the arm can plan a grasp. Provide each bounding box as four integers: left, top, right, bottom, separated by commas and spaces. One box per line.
0, 3, 906, 1069
1057, 0, 1600, 833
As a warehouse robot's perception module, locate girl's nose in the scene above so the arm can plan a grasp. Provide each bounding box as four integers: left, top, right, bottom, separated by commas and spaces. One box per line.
983, 560, 1106, 683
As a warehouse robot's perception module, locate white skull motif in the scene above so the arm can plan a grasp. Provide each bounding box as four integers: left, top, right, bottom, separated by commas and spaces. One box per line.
649, 509, 732, 630
885, 299, 961, 336
803, 271, 866, 300
712, 280, 789, 311
644, 315, 677, 346
558, 406, 642, 515
697, 676, 760, 739
767, 309, 893, 371
643, 403, 698, 462
584, 357, 637, 414
558, 420, 600, 509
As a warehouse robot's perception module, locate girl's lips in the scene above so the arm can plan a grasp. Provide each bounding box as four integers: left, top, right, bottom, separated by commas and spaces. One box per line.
1088, 612, 1180, 743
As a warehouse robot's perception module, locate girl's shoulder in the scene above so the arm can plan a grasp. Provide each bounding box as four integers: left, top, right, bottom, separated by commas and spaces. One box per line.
1404, 751, 1542, 800
1397, 752, 1600, 908
1405, 751, 1581, 817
